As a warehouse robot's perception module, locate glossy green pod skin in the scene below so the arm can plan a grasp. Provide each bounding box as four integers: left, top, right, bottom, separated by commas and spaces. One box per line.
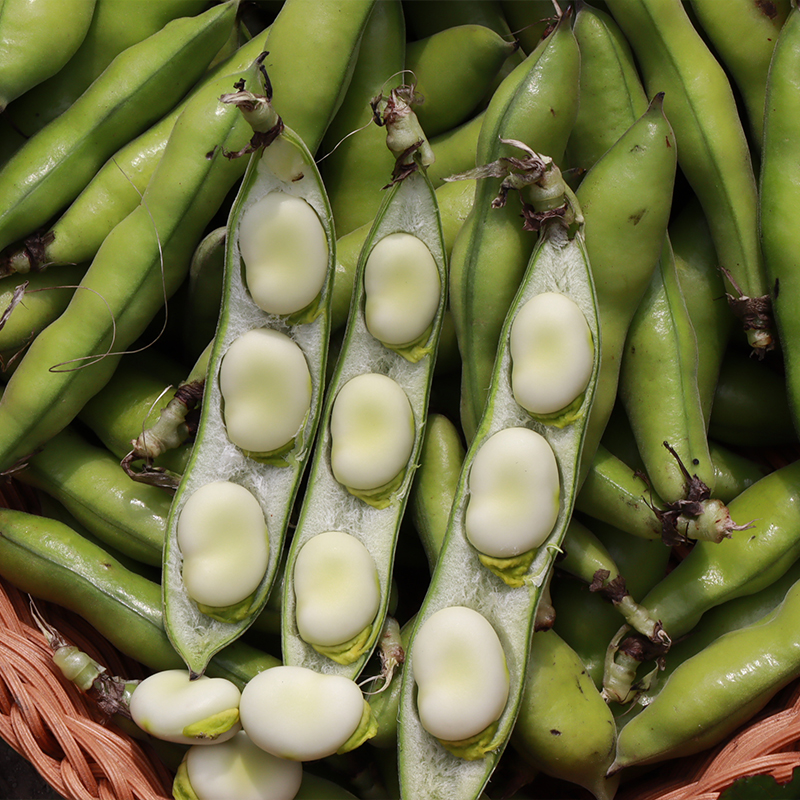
398, 192, 600, 800
511, 629, 619, 800
617, 237, 715, 504
1, 0, 208, 142
164, 80, 336, 676
449, 15, 580, 440
574, 95, 677, 485
760, 3, 800, 438
612, 576, 800, 772
318, 0, 406, 237
606, 0, 771, 352
0, 0, 237, 255
426, 112, 483, 188
566, 1, 648, 174
260, 0, 376, 154
406, 24, 517, 139
1, 30, 273, 278
281, 140, 447, 680
605, 459, 800, 701
0, 64, 254, 474
688, 0, 790, 148
0, 264, 87, 362
15, 426, 170, 566
0, 507, 280, 688
669, 197, 733, 427
0, 0, 97, 111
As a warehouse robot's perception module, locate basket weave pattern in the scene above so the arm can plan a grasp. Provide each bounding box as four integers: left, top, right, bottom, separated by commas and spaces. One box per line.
3, 478, 800, 799
0, 481, 173, 800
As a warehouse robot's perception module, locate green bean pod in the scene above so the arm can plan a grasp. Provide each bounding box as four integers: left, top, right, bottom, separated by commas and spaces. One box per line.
0, 31, 272, 278
163, 68, 336, 676
1, 0, 209, 143
0, 0, 238, 255
397, 169, 599, 799
15, 426, 170, 566
0, 507, 280, 688
449, 13, 580, 440
617, 237, 716, 505
511, 629, 619, 800
603, 458, 800, 703
688, 0, 790, 149
606, 0, 771, 352
405, 24, 518, 139
280, 90, 447, 679
318, 0, 406, 237
566, 1, 648, 175
611, 575, 800, 771
0, 0, 97, 111
760, 2, 800, 438
0, 62, 255, 474
574, 94, 677, 484
260, 0, 377, 154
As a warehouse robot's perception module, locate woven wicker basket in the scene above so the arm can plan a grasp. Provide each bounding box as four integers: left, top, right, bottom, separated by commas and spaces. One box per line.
3, 478, 800, 800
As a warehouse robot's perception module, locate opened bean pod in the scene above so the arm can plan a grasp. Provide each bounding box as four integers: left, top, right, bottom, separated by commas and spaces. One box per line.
162, 59, 335, 677
280, 85, 447, 679
397, 148, 600, 800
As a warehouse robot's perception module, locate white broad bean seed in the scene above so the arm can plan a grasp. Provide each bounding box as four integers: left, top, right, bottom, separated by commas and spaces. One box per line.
464, 426, 560, 558
239, 665, 366, 761
364, 232, 441, 347
219, 327, 312, 455
238, 191, 328, 316
329, 372, 415, 492
412, 606, 509, 742
181, 731, 303, 800
293, 530, 380, 647
177, 480, 269, 609
510, 291, 594, 415
129, 669, 241, 745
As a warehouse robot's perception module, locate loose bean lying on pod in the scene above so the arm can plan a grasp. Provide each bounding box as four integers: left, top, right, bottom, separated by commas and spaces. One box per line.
280, 84, 446, 677
162, 59, 336, 677
398, 149, 599, 800
129, 669, 242, 746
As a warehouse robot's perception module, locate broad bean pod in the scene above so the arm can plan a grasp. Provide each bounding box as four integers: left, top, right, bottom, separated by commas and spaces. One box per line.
405, 23, 518, 139
688, 0, 790, 148
0, 0, 209, 143
0, 62, 256, 474
0, 507, 280, 688
448, 12, 580, 439
0, 0, 97, 111
760, 1, 800, 437
606, 0, 772, 351
611, 575, 800, 772
163, 64, 337, 676
398, 159, 599, 799
280, 87, 447, 678
318, 0, 406, 237
0, 0, 238, 255
603, 458, 800, 703
574, 94, 677, 485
